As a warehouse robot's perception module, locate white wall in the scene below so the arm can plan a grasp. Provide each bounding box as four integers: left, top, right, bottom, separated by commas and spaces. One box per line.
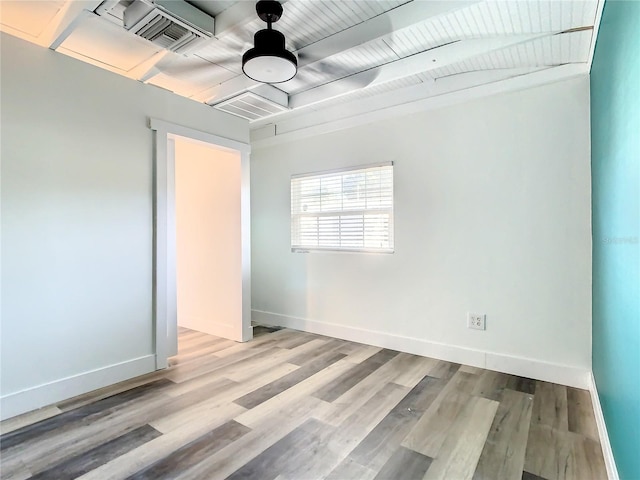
0, 33, 248, 419
175, 138, 242, 340
251, 76, 592, 387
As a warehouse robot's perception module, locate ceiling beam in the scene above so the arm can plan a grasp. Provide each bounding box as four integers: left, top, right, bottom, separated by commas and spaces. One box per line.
46, 0, 103, 49
289, 33, 561, 109
202, 0, 479, 105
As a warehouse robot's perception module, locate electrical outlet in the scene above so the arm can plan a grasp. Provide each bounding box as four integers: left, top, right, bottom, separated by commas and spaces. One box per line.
468, 313, 486, 330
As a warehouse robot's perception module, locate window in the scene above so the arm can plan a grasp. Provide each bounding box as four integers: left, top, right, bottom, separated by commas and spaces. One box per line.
291, 163, 394, 253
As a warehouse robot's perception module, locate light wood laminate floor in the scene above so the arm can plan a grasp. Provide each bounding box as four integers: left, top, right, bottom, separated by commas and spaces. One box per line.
0, 326, 607, 480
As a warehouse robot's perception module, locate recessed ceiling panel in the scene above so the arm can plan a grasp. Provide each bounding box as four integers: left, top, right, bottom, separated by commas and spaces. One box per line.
0, 0, 65, 38
60, 15, 161, 72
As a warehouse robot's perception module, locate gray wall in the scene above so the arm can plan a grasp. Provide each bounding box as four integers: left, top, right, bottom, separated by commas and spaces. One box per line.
0, 33, 248, 418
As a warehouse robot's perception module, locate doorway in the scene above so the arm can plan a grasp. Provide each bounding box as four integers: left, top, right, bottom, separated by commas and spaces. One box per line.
150, 119, 252, 369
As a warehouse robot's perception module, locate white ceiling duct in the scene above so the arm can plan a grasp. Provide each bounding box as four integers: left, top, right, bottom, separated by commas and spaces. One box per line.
123, 0, 214, 55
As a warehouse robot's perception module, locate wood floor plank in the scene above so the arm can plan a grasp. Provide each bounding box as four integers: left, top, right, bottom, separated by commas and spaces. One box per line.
225, 418, 336, 480
566, 387, 599, 440
459, 365, 484, 375
0, 406, 62, 436
285, 338, 345, 366
471, 370, 511, 402
0, 463, 32, 480
174, 330, 207, 345
524, 423, 607, 480
473, 389, 534, 480
176, 333, 228, 354
127, 420, 250, 479
507, 376, 537, 395
342, 344, 383, 363
349, 375, 444, 471
423, 395, 499, 480
275, 332, 316, 349
29, 424, 161, 479
170, 338, 236, 364
326, 457, 378, 480
234, 351, 347, 409
532, 381, 568, 430
373, 446, 433, 480
429, 360, 461, 380
392, 354, 439, 388
401, 370, 478, 457
312, 349, 399, 402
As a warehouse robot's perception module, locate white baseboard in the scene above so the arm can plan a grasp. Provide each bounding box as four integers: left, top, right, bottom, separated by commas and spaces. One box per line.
588, 372, 619, 480
0, 355, 156, 421
252, 310, 590, 389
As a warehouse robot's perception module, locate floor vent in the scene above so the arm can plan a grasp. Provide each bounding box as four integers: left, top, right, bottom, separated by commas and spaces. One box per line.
214, 92, 288, 121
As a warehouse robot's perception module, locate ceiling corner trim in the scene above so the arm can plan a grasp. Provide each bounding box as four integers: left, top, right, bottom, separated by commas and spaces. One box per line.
587, 0, 606, 73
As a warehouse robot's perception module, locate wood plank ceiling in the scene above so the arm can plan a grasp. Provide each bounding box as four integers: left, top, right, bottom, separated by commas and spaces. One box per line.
0, 0, 600, 124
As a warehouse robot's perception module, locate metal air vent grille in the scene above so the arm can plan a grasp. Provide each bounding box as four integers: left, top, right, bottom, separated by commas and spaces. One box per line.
214, 92, 288, 121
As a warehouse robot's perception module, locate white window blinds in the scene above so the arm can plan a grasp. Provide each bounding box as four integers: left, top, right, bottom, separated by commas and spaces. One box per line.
291, 163, 394, 253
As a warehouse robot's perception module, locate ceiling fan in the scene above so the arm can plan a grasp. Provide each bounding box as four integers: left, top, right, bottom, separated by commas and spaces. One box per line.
242, 0, 297, 83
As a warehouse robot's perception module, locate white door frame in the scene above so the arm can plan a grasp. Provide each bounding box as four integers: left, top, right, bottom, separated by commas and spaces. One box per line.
149, 118, 252, 369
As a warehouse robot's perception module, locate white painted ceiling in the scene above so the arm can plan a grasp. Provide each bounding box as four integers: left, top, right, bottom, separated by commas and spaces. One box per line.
0, 0, 601, 126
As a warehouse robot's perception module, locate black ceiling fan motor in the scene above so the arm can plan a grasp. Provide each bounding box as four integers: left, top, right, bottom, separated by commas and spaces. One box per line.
256, 0, 283, 25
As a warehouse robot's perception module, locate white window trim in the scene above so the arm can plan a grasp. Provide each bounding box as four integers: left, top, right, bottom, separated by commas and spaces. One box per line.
291, 162, 394, 254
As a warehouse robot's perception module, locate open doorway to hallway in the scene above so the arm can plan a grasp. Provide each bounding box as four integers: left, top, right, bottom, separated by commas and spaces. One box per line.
150, 118, 252, 369
173, 137, 242, 353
